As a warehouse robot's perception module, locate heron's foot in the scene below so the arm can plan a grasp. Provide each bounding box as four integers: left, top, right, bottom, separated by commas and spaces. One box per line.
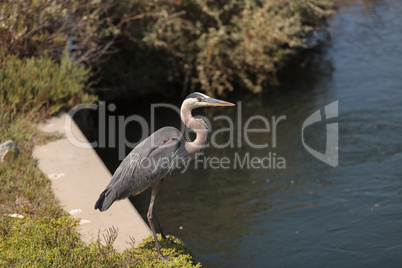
160, 232, 167, 240
159, 253, 178, 262
163, 235, 178, 245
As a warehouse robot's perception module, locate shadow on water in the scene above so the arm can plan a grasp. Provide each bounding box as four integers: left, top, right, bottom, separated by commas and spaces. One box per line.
74, 0, 402, 266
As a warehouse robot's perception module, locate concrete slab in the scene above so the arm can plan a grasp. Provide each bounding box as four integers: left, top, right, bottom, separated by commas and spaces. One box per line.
32, 112, 151, 252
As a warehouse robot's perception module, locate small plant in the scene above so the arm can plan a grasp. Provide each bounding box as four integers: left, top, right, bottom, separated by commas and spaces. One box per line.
0, 52, 96, 118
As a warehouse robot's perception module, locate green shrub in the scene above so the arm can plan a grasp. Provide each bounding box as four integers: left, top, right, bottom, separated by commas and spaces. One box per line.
0, 53, 96, 117
1, 0, 334, 98
0, 214, 200, 267
98, 0, 334, 97
0, 0, 119, 67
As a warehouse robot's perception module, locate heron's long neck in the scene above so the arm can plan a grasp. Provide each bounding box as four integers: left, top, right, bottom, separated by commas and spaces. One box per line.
180, 103, 208, 154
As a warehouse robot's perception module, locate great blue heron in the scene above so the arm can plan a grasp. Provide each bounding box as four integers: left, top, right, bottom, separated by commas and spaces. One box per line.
94, 92, 235, 259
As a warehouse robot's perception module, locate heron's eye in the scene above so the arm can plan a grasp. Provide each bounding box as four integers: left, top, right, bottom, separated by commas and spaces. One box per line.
197, 97, 201, 101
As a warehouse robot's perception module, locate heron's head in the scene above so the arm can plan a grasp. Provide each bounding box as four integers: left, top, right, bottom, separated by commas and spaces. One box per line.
183, 92, 235, 109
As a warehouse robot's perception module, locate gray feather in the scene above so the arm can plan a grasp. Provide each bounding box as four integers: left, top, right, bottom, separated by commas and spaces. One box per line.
94, 127, 182, 211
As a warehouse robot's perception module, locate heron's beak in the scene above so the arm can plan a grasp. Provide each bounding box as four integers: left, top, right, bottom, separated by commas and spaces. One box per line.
205, 98, 235, 107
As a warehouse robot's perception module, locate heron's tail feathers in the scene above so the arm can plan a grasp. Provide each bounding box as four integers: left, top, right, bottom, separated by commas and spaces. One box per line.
94, 188, 116, 211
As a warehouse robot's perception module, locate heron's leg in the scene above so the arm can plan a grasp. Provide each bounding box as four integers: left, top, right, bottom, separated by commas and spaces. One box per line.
152, 181, 176, 244
152, 178, 167, 240
153, 212, 179, 245
147, 182, 167, 260
153, 212, 167, 240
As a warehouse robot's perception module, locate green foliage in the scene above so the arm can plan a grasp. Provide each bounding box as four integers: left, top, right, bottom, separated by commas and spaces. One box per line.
98, 0, 334, 97
1, 0, 334, 97
0, 0, 119, 66
0, 216, 81, 267
0, 214, 199, 267
133, 234, 201, 267
0, 53, 96, 117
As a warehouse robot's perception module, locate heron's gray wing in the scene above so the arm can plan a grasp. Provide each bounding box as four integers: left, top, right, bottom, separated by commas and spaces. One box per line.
114, 135, 181, 196
94, 127, 182, 211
